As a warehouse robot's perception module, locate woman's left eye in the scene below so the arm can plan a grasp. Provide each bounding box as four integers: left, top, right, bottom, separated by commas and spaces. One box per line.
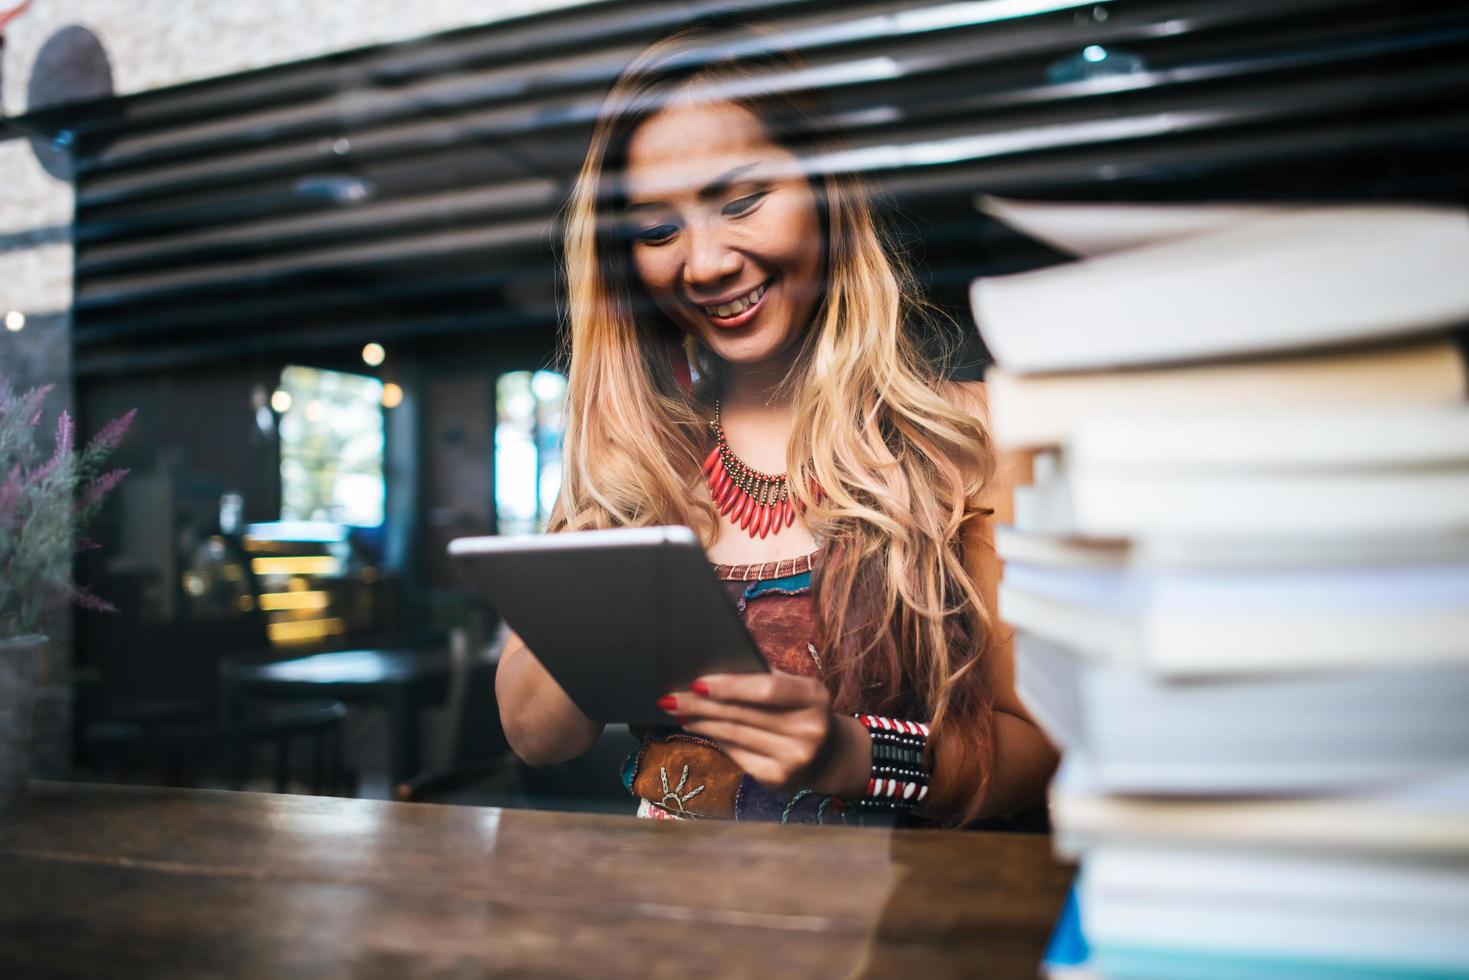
722, 191, 767, 217
633, 223, 678, 244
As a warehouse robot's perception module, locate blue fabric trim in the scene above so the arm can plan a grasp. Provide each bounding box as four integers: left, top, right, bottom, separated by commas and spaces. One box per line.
619, 744, 641, 793
741, 569, 813, 602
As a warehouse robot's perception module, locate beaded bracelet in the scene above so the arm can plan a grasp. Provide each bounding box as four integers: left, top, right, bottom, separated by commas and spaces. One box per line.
852, 714, 931, 810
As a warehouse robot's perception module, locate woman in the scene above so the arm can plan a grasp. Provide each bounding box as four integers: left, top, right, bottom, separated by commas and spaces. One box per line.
496, 21, 1057, 826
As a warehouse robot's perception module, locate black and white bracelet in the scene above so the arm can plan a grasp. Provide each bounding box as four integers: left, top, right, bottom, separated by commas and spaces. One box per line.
852, 714, 931, 810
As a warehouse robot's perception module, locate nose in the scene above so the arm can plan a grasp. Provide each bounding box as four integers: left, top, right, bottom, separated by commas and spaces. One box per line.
682, 223, 742, 294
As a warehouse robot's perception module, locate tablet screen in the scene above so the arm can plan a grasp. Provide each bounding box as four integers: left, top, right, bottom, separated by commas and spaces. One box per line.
450, 526, 768, 724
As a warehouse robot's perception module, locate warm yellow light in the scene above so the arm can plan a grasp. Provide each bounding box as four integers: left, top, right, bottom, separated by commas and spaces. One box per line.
381, 383, 403, 409
4, 310, 24, 332
242, 538, 295, 553
362, 342, 385, 367
238, 595, 256, 612
267, 617, 347, 643
251, 556, 340, 576
257, 590, 330, 612
270, 390, 293, 414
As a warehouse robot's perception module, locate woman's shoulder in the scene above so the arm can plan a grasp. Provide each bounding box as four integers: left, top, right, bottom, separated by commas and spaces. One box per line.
937, 378, 1031, 519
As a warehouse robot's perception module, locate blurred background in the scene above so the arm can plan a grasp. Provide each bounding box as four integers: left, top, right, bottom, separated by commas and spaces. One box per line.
1, 0, 1466, 808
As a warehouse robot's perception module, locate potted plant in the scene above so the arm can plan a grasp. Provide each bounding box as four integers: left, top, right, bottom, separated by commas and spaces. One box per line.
1, 375, 133, 816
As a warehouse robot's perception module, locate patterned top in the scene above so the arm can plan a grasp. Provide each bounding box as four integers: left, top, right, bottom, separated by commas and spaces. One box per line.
623, 548, 891, 826
709, 550, 820, 582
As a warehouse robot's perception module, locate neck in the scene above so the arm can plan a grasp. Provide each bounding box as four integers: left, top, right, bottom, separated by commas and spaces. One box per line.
720, 346, 800, 415
714, 350, 801, 475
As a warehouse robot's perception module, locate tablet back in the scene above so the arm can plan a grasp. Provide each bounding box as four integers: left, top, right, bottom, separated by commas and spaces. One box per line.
448, 526, 768, 725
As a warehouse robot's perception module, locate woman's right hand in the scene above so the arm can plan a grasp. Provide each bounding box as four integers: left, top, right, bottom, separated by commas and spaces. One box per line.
495, 631, 604, 766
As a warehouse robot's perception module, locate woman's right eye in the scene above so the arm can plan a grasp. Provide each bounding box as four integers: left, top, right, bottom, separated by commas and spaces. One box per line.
634, 224, 677, 244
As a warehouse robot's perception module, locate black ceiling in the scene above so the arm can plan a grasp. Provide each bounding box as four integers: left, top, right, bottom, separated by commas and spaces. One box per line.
11, 0, 1466, 376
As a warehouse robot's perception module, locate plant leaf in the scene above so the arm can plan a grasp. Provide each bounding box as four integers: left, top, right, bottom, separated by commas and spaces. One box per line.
52, 410, 74, 462
0, 380, 138, 633
79, 467, 129, 510
66, 584, 119, 615
85, 408, 136, 456
21, 384, 55, 426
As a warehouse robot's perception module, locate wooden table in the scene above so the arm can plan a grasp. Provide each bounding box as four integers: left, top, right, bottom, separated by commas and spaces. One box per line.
222, 648, 456, 786
0, 781, 1073, 978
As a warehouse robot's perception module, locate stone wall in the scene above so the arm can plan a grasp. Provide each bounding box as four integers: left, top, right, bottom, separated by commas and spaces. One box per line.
3, 0, 594, 116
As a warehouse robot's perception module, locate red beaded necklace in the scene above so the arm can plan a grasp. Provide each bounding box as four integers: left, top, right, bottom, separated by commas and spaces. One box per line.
700, 401, 800, 539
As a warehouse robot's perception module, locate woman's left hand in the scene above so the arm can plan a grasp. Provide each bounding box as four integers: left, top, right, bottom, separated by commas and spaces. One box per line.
661, 672, 870, 796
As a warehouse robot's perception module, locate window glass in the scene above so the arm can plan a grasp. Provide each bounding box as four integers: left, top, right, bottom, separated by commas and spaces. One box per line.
277, 365, 385, 526
495, 369, 567, 534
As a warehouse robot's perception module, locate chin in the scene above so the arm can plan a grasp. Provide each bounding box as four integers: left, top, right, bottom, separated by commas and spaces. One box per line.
706, 331, 799, 368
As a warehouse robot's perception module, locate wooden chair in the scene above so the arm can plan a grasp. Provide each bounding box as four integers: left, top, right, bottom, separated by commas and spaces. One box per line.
82, 698, 349, 796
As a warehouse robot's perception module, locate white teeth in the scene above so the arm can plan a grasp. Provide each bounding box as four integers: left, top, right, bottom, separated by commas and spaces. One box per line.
702, 282, 767, 318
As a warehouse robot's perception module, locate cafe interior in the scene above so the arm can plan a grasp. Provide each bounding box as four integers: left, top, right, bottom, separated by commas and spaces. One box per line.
2, 0, 1467, 975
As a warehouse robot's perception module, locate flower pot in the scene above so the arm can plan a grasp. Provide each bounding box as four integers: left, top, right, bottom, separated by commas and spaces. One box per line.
0, 634, 45, 818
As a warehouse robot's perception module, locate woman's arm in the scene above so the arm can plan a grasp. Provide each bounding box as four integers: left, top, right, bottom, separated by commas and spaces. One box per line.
495, 630, 604, 766
950, 380, 1059, 820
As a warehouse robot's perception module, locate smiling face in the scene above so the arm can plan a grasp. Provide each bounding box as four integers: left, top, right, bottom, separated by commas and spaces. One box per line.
622, 95, 825, 369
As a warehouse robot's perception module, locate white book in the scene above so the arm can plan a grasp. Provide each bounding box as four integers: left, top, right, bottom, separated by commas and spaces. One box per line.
995, 525, 1131, 570
1000, 562, 1469, 676
1082, 848, 1469, 973
983, 340, 1467, 450
1068, 467, 1469, 538
1050, 755, 1469, 860
970, 204, 1469, 373
975, 194, 1286, 257
1015, 631, 1469, 794
996, 524, 1469, 571
1012, 464, 1078, 536
1068, 405, 1469, 471
1062, 405, 1469, 538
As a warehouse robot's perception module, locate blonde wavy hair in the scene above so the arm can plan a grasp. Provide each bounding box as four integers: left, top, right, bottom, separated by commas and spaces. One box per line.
553, 20, 999, 820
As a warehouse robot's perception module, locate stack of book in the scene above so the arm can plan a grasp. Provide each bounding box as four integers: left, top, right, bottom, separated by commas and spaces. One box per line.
969, 198, 1469, 979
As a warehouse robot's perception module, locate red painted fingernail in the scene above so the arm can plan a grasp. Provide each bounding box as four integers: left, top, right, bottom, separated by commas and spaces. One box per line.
657, 695, 678, 712
691, 680, 711, 696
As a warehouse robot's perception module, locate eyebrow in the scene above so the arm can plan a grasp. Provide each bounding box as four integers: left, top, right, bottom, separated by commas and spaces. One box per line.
625, 162, 763, 212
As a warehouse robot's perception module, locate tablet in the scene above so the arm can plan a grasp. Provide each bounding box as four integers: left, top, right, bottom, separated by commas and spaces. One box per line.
448, 526, 768, 725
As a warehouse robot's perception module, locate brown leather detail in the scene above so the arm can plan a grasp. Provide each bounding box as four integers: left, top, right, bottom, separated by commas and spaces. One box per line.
743, 593, 822, 679
635, 569, 831, 819
712, 549, 821, 581
631, 736, 743, 819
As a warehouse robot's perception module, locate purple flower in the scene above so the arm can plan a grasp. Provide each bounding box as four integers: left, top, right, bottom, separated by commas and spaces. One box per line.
0, 464, 21, 529
80, 467, 129, 511
85, 408, 136, 456
66, 586, 119, 615
51, 410, 74, 463
0, 373, 137, 635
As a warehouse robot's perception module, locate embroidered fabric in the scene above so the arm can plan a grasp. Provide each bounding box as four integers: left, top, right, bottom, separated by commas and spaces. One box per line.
624, 547, 898, 826
709, 549, 820, 582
